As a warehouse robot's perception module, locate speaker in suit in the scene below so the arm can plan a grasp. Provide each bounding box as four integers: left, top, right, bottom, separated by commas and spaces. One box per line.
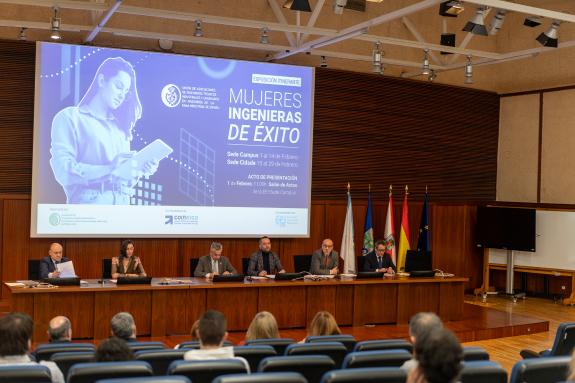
39, 243, 70, 279
364, 240, 396, 273
194, 242, 237, 277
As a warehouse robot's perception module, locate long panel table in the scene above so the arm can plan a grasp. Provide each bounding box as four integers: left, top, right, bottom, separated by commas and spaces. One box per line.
6, 276, 467, 342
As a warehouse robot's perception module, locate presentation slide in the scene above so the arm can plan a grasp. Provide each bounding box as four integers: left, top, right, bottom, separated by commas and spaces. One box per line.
31, 42, 314, 237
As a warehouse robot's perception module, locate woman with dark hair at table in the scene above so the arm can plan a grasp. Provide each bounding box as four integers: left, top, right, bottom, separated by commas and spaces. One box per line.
111, 240, 146, 278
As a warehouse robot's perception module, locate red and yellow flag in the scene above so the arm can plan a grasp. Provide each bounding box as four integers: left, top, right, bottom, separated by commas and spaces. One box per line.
397, 187, 411, 271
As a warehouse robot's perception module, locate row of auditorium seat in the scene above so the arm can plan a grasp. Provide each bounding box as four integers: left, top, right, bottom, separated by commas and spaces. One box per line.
2, 355, 574, 383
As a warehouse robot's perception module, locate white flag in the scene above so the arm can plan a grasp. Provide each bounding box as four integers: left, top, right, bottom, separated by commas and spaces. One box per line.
340, 190, 356, 273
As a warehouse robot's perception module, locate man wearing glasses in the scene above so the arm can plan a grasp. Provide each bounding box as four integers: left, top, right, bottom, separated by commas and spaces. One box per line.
364, 239, 396, 273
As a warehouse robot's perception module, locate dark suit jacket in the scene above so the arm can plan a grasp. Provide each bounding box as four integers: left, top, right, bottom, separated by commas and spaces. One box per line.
310, 249, 339, 275
38, 256, 71, 279
194, 254, 237, 277
363, 251, 396, 272
247, 251, 283, 276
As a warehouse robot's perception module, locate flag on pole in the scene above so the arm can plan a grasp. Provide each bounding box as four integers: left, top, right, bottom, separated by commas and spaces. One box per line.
341, 184, 356, 273
362, 187, 374, 256
383, 186, 396, 265
417, 189, 430, 252
397, 186, 411, 271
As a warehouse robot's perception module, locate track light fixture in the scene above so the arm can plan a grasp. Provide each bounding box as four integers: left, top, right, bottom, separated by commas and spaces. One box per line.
428, 70, 437, 82
19, 27, 27, 41
439, 1, 464, 17
489, 9, 506, 36
283, 0, 312, 12
260, 27, 269, 44
421, 49, 430, 76
50, 6, 62, 40
523, 16, 542, 28
320, 56, 327, 68
464, 55, 473, 84
372, 42, 382, 74
463, 7, 488, 36
536, 20, 560, 48
194, 20, 203, 37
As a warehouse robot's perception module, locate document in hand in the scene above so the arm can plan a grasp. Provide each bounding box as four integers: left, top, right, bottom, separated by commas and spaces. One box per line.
56, 261, 77, 278
112, 139, 173, 179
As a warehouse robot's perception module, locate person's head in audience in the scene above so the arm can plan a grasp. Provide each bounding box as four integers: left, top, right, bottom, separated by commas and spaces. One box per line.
408, 312, 443, 345
190, 319, 200, 341
308, 311, 341, 337
119, 239, 135, 260
110, 312, 136, 341
95, 337, 134, 362
259, 236, 272, 253
48, 316, 72, 343
210, 242, 223, 262
0, 312, 33, 356
48, 242, 64, 263
409, 328, 463, 383
198, 310, 227, 349
246, 311, 280, 341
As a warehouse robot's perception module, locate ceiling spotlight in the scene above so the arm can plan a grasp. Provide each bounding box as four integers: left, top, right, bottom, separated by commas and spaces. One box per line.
194, 20, 203, 37
372, 42, 382, 74
260, 27, 269, 44
50, 6, 62, 40
283, 0, 312, 12
439, 1, 464, 17
489, 9, 506, 35
523, 16, 542, 28
428, 70, 437, 82
537, 20, 560, 48
320, 55, 327, 68
333, 0, 347, 15
421, 49, 430, 75
464, 55, 473, 84
19, 27, 27, 41
463, 7, 488, 36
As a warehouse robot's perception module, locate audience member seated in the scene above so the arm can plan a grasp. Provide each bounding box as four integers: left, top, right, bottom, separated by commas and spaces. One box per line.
247, 236, 286, 276
39, 243, 71, 279
48, 316, 72, 343
310, 239, 339, 275
95, 337, 134, 362
302, 311, 341, 342
407, 327, 463, 383
245, 311, 280, 343
111, 240, 146, 279
194, 242, 238, 278
111, 312, 137, 342
401, 312, 444, 372
0, 312, 64, 383
183, 310, 250, 372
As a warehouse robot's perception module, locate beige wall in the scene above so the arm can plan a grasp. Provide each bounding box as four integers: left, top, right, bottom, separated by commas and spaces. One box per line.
497, 94, 539, 202
498, 88, 575, 204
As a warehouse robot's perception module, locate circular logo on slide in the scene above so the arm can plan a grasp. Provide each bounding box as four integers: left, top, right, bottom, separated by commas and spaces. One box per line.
161, 84, 181, 108
49, 213, 61, 226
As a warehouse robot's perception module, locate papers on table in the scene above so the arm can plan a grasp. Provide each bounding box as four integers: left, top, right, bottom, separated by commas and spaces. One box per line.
304, 274, 335, 280
5, 282, 26, 287
56, 261, 77, 278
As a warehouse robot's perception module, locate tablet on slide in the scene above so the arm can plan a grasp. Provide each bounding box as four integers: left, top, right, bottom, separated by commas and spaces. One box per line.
112, 139, 173, 179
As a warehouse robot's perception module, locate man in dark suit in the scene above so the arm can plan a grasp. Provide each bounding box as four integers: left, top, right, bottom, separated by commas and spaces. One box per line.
39, 243, 70, 279
364, 239, 396, 273
310, 238, 339, 275
247, 236, 285, 276
194, 242, 237, 278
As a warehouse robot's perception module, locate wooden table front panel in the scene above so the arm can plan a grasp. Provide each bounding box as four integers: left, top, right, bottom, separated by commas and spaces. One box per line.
33, 292, 95, 342
94, 291, 152, 339
259, 286, 307, 328
353, 284, 398, 325
335, 285, 354, 326
439, 282, 464, 321
206, 288, 257, 331
397, 283, 440, 323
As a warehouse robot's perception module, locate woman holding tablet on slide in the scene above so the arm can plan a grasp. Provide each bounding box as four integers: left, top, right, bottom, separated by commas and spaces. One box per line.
111, 240, 146, 278
50, 57, 158, 205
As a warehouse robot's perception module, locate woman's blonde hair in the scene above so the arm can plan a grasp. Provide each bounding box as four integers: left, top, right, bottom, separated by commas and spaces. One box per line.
308, 311, 341, 337
245, 311, 280, 341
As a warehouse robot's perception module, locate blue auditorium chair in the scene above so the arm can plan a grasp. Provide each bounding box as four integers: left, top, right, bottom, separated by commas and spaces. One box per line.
213, 372, 308, 383
67, 361, 153, 383
510, 356, 570, 383
307, 334, 357, 352
259, 355, 335, 383
353, 339, 413, 353
0, 364, 52, 382
520, 322, 575, 358
233, 345, 277, 372
320, 367, 407, 383
459, 360, 507, 383
342, 349, 412, 369
245, 338, 295, 355
286, 341, 348, 367
168, 358, 248, 383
